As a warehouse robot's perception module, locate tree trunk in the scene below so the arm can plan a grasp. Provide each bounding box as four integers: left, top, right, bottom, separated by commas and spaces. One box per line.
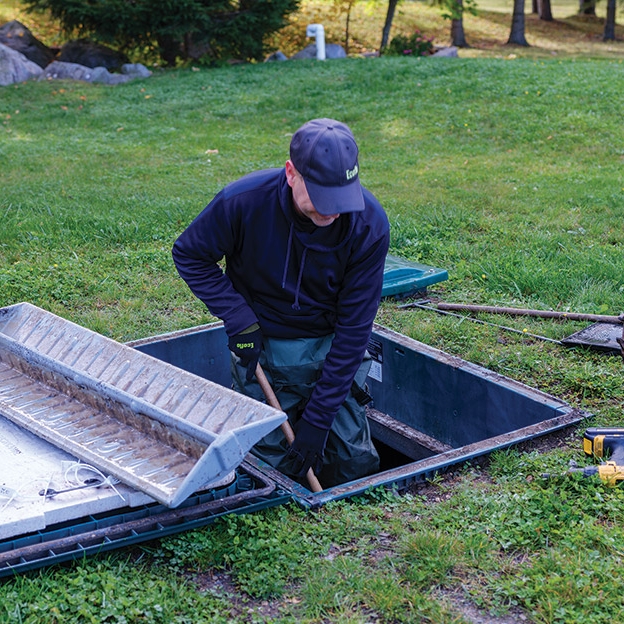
380, 0, 399, 53
451, 18, 469, 47
603, 0, 617, 40
450, 0, 469, 47
532, 0, 538, 13
507, 0, 530, 46
157, 34, 180, 66
345, 5, 351, 55
539, 0, 553, 21
579, 0, 596, 15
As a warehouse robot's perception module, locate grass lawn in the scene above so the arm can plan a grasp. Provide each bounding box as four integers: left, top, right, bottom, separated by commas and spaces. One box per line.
1, 1, 624, 623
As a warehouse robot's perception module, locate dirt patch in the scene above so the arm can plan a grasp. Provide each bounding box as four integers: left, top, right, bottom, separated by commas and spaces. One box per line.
438, 588, 532, 624
185, 428, 580, 622
192, 569, 290, 620
401, 428, 580, 623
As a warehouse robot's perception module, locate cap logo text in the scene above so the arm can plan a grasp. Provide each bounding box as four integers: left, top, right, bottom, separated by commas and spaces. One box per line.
345, 165, 358, 180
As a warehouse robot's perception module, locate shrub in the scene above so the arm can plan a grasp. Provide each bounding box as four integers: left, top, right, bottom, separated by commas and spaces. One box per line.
23, 0, 300, 66
385, 30, 434, 57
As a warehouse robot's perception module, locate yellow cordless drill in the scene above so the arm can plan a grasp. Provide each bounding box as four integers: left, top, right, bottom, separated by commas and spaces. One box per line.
568, 428, 624, 486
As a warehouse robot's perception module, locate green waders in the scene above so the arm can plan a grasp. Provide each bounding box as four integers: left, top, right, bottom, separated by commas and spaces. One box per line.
231, 334, 380, 488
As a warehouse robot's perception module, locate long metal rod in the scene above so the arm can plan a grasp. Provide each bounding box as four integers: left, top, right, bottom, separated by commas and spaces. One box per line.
401, 302, 563, 344
435, 302, 623, 324
255, 364, 323, 493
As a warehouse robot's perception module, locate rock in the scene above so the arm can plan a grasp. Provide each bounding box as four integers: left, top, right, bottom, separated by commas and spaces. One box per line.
324, 44, 348, 59
90, 65, 131, 85
121, 63, 152, 78
290, 43, 347, 60
0, 42, 43, 86
0, 24, 150, 86
39, 60, 98, 82
39, 60, 131, 84
0, 20, 55, 68
431, 46, 459, 58
265, 51, 288, 62
58, 39, 129, 70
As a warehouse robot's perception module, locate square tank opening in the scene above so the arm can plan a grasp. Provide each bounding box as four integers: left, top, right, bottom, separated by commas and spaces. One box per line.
129, 322, 589, 507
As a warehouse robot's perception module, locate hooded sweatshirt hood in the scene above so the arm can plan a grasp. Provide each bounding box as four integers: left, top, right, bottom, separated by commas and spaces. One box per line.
172, 165, 390, 431
279, 183, 355, 310
172, 167, 388, 341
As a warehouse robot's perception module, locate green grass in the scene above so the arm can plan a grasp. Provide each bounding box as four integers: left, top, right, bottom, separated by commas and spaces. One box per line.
2, 555, 240, 622
2, 6, 624, 622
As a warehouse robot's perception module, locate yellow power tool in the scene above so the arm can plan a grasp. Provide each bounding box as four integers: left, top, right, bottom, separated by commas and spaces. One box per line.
569, 428, 624, 486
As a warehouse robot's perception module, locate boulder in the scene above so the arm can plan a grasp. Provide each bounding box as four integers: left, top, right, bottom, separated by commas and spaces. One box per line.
0, 20, 55, 68
90, 65, 132, 85
432, 46, 459, 58
265, 51, 288, 62
121, 63, 152, 78
39, 60, 131, 84
0, 42, 43, 86
58, 39, 129, 70
290, 43, 347, 60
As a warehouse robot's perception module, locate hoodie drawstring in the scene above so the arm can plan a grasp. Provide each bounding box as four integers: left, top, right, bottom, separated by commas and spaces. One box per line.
281, 222, 307, 311
281, 223, 294, 289
292, 248, 307, 310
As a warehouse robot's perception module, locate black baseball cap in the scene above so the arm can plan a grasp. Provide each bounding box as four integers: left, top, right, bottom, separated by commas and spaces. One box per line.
289, 118, 365, 216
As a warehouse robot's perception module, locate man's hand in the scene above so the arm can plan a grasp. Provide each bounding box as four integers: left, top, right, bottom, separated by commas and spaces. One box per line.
286, 419, 329, 477
228, 324, 263, 382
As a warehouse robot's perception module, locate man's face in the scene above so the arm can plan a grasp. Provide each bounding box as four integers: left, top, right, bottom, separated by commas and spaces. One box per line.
285, 160, 340, 227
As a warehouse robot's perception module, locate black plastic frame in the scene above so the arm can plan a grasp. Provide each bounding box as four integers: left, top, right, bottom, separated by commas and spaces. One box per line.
130, 322, 591, 508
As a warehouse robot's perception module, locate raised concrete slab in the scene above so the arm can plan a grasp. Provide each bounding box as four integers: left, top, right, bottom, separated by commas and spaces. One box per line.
0, 303, 285, 508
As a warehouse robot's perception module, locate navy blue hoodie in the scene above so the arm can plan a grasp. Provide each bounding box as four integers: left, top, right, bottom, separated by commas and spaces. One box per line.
172, 168, 390, 430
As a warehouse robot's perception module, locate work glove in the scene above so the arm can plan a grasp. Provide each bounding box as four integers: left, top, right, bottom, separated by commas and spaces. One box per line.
228, 324, 263, 382
286, 419, 329, 478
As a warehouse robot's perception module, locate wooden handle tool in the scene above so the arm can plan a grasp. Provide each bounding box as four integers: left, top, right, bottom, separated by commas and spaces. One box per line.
255, 363, 323, 492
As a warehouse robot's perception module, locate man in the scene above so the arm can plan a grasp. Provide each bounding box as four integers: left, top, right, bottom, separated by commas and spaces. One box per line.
172, 118, 390, 488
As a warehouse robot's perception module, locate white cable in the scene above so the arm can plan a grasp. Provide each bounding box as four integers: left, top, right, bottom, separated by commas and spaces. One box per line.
0, 477, 52, 513
60, 461, 125, 502
1, 462, 126, 512
0, 486, 18, 514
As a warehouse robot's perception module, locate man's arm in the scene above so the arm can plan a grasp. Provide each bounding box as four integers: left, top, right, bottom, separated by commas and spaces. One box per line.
171, 191, 259, 337
303, 211, 390, 430
286, 221, 389, 478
